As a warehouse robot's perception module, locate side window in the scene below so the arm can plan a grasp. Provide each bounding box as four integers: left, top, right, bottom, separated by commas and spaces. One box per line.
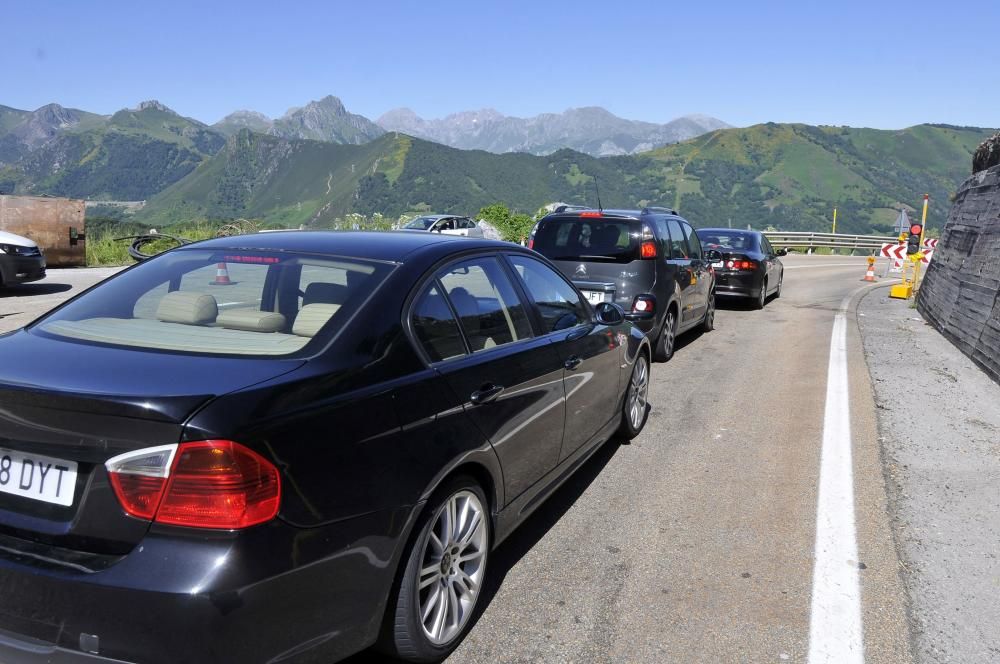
508, 255, 587, 333
437, 258, 532, 352
682, 223, 703, 260
411, 283, 466, 362
459, 218, 475, 229
666, 219, 689, 259
761, 237, 774, 255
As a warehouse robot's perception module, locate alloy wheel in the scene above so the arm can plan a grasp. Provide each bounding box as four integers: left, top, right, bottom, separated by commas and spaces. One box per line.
627, 356, 649, 430
417, 490, 488, 645
663, 312, 676, 356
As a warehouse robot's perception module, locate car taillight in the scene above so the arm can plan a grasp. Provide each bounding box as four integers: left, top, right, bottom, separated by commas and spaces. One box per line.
527, 237, 534, 250
631, 295, 656, 313
640, 241, 657, 259
106, 440, 281, 529
580, 211, 602, 218
727, 259, 758, 271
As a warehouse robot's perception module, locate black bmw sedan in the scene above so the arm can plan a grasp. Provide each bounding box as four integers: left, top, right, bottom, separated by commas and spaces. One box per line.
0, 231, 650, 663
698, 228, 786, 309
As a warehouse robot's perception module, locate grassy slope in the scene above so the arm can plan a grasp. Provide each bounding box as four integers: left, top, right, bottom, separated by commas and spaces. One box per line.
138, 123, 995, 233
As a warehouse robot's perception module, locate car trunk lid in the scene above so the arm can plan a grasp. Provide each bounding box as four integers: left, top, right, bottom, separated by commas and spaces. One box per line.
0, 330, 303, 555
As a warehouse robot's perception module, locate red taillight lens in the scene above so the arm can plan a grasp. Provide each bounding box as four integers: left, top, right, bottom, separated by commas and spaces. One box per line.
108, 474, 167, 520
640, 241, 657, 259
106, 440, 281, 530
580, 211, 602, 218
527, 237, 534, 250
727, 259, 758, 271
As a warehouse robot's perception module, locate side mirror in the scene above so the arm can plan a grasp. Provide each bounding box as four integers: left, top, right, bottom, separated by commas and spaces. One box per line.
776, 248, 787, 257
704, 249, 723, 262
594, 301, 625, 325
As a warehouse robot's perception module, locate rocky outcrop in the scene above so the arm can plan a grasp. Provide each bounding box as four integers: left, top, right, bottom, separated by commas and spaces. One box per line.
918, 164, 1000, 383
973, 132, 1000, 173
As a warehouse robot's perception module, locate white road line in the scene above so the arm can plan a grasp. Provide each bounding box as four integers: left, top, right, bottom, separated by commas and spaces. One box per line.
784, 264, 869, 269
808, 288, 865, 664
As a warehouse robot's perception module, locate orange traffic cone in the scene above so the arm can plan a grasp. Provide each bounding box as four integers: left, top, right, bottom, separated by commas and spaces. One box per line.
210, 262, 234, 286
862, 260, 877, 282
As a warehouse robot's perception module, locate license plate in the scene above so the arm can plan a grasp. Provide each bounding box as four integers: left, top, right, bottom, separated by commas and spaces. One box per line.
582, 290, 607, 304
0, 447, 78, 506
712, 262, 724, 269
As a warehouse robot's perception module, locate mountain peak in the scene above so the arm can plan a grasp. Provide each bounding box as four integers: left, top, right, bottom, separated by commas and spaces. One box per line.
136, 100, 178, 115
270, 96, 383, 144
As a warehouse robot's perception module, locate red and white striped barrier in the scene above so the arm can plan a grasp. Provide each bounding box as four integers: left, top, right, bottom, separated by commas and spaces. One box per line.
923, 238, 938, 249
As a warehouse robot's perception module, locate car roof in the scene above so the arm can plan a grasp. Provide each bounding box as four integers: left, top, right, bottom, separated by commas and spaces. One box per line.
698, 228, 759, 234
545, 207, 681, 220
413, 214, 463, 220
186, 230, 513, 263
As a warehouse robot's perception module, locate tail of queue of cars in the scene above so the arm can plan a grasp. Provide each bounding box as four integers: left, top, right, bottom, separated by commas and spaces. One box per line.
698, 228, 785, 309
527, 207, 722, 361
0, 231, 651, 663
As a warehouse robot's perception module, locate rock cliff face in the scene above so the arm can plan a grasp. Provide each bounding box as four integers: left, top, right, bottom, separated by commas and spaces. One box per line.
973, 132, 1000, 172
918, 152, 1000, 383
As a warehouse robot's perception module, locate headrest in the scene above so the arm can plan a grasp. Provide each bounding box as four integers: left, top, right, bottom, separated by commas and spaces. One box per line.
292, 303, 340, 338
303, 282, 347, 306
156, 292, 218, 325
217, 309, 286, 333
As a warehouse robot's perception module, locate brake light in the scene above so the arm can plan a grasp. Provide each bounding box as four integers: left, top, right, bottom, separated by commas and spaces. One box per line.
640, 241, 657, 259
580, 211, 602, 218
727, 259, 758, 271
527, 237, 534, 250
106, 440, 281, 529
631, 295, 656, 313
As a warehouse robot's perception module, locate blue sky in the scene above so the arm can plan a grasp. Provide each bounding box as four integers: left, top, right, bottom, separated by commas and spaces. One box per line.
5, 0, 998, 129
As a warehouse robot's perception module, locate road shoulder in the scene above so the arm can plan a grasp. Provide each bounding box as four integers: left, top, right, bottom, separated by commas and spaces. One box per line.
858, 288, 1000, 663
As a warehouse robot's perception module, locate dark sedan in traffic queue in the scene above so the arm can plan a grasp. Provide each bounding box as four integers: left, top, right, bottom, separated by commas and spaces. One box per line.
698, 228, 786, 309
0, 231, 651, 663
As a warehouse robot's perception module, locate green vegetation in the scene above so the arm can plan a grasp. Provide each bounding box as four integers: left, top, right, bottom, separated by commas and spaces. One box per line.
476, 203, 535, 243
86, 222, 220, 266
131, 123, 992, 236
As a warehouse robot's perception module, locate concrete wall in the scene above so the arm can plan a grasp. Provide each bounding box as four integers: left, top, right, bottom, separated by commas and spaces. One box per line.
0, 195, 86, 267
917, 165, 1000, 383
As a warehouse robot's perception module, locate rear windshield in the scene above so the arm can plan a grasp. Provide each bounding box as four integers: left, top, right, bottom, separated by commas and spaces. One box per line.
33, 248, 393, 357
699, 230, 757, 252
532, 217, 640, 263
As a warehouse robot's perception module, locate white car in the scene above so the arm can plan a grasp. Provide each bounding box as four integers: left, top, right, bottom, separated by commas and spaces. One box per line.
0, 230, 46, 287
402, 215, 484, 237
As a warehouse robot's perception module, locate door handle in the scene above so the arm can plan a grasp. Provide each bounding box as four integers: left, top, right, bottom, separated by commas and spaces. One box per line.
564, 356, 583, 370
470, 383, 504, 405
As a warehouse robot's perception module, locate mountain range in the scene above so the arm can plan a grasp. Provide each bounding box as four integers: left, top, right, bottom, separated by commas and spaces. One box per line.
375, 107, 730, 156
0, 95, 993, 235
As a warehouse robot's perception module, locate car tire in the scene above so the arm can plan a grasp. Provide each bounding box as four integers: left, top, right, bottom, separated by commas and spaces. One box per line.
753, 280, 767, 310
382, 477, 490, 662
617, 352, 650, 440
774, 273, 783, 299
701, 292, 715, 332
653, 308, 677, 362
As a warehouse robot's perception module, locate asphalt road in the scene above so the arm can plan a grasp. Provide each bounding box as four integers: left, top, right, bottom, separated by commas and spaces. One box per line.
0, 257, 925, 662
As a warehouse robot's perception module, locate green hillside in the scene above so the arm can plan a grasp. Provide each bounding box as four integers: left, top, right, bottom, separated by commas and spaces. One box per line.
137, 123, 992, 234
4, 102, 225, 200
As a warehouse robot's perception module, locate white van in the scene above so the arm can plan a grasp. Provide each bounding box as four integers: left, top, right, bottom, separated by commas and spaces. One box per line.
0, 230, 47, 286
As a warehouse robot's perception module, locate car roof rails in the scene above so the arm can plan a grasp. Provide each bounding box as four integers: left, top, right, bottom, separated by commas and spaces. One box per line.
641, 206, 678, 215
553, 204, 590, 213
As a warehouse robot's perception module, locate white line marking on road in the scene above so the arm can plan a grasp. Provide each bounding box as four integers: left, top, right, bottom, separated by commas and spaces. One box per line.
808, 288, 865, 664
784, 264, 869, 269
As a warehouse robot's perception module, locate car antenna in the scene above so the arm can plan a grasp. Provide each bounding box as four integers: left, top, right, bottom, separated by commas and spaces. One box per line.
593, 175, 603, 212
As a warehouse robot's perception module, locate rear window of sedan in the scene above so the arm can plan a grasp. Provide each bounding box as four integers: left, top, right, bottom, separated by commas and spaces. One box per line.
698, 231, 757, 252
33, 248, 393, 357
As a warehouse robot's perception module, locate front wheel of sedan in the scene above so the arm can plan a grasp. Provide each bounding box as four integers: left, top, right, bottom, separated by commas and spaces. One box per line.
384, 478, 490, 662
617, 353, 650, 440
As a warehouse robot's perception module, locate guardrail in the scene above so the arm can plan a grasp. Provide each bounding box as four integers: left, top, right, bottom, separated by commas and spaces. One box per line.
763, 231, 897, 252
